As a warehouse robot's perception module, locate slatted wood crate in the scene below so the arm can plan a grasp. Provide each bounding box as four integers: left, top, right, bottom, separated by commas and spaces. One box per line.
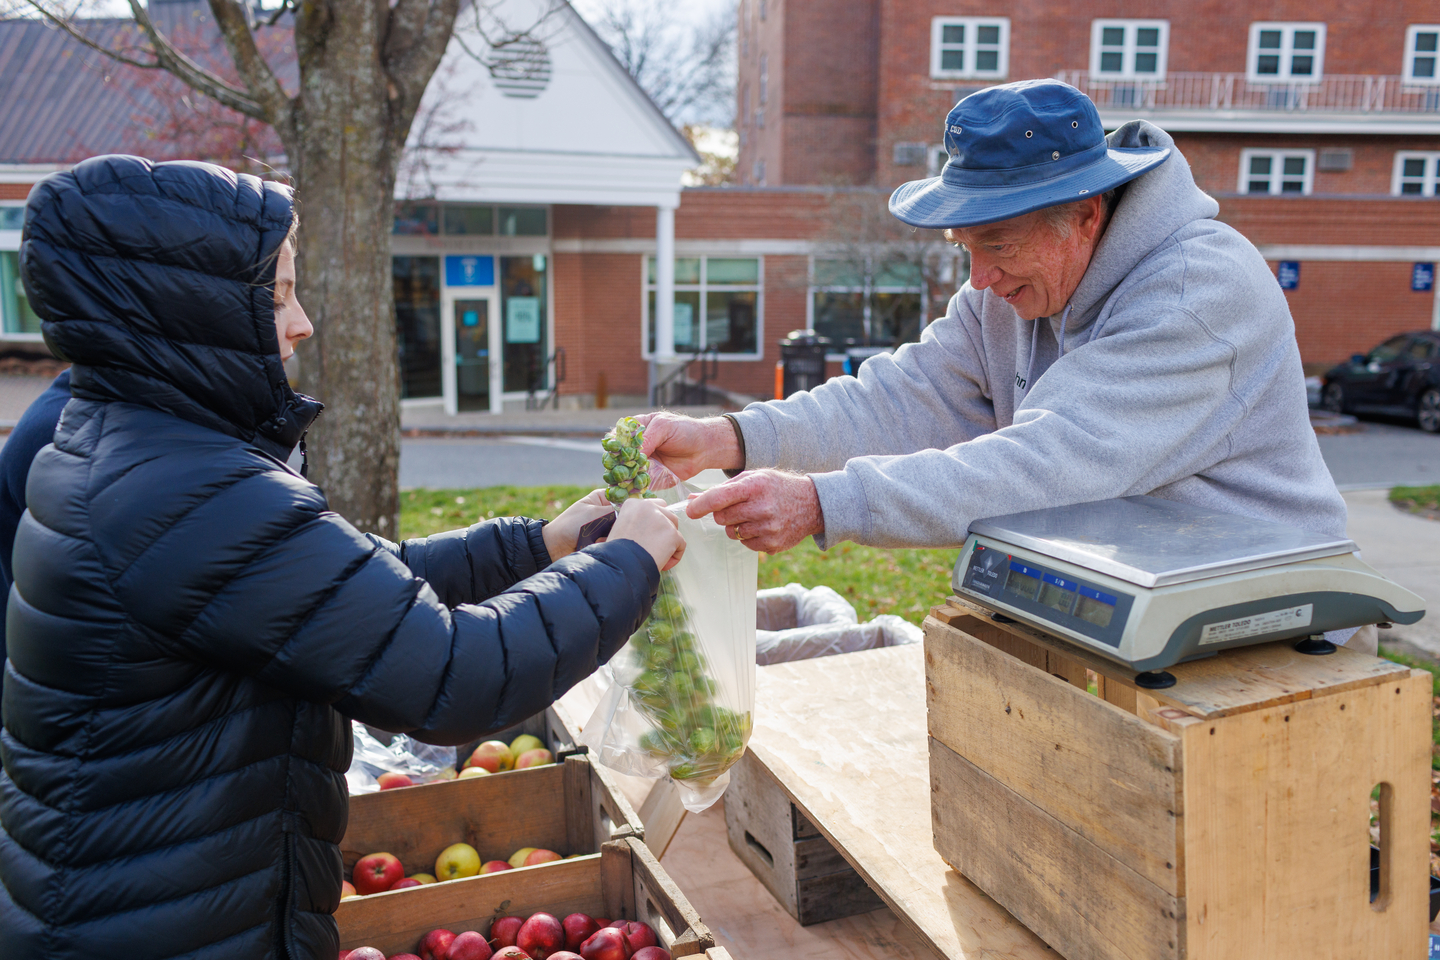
723, 749, 884, 925
926, 598, 1432, 960
338, 837, 714, 956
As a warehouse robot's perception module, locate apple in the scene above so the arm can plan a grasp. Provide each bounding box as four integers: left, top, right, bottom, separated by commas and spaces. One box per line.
593, 920, 611, 929
517, 913, 565, 959
391, 955, 423, 960
507, 847, 538, 869
376, 771, 415, 790
509, 733, 546, 756
579, 927, 631, 960
466, 740, 515, 773
419, 928, 456, 960
340, 881, 357, 900
493, 949, 531, 960
409, 873, 437, 885
435, 842, 481, 881
612, 922, 657, 952
480, 860, 513, 874
489, 916, 524, 947
549, 954, 585, 960
514, 748, 555, 769
630, 950, 670, 960
522, 849, 563, 867
389, 877, 423, 890
449, 931, 494, 960
347, 949, 384, 960
459, 766, 492, 780
352, 852, 403, 896
338, 952, 351, 960
562, 914, 600, 951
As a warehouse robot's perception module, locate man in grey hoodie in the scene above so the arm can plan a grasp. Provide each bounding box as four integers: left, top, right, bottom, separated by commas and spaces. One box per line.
641, 79, 1350, 632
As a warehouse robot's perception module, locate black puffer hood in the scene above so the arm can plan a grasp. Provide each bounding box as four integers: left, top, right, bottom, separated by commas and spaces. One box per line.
19, 155, 321, 459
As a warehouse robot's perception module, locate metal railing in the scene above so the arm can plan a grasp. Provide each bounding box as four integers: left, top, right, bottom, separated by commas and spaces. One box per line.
1055, 71, 1440, 115
524, 347, 566, 411
651, 346, 720, 407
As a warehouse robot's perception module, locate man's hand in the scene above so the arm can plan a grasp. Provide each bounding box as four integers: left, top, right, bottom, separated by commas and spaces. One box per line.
637, 412, 742, 487
609, 497, 687, 571
685, 469, 824, 554
542, 489, 615, 562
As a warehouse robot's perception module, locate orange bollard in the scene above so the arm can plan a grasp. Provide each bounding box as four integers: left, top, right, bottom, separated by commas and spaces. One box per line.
774, 361, 785, 400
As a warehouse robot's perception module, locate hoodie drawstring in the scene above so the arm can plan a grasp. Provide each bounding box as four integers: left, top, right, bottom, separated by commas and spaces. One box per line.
1021, 303, 1073, 397
1056, 303, 1074, 359
299, 435, 310, 479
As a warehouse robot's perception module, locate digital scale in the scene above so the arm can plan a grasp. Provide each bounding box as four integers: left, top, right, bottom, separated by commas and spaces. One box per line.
953, 496, 1425, 680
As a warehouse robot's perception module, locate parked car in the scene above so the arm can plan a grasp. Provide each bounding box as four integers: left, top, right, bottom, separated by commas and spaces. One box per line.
1320, 331, 1440, 432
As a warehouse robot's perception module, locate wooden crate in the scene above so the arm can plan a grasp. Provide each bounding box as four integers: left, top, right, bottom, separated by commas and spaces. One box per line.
926, 599, 1432, 960
338, 837, 714, 956
342, 754, 642, 888
723, 749, 884, 925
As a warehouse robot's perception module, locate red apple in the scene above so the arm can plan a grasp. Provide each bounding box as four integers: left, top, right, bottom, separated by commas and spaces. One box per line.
611, 922, 657, 952
391, 955, 423, 960
522, 849, 563, 867
389, 877, 423, 890
346, 949, 384, 960
579, 927, 631, 960
630, 949, 670, 960
493, 949, 531, 960
593, 920, 611, 929
562, 914, 600, 951
420, 928, 457, 960
466, 740, 515, 773
514, 747, 554, 769
340, 881, 357, 900
549, 954, 585, 960
480, 860, 513, 874
517, 913, 564, 959
352, 852, 404, 896
489, 916, 524, 947
449, 930, 494, 960
377, 771, 415, 790
338, 952, 351, 960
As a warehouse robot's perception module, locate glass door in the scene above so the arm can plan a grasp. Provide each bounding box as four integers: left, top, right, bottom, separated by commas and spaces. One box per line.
452, 299, 493, 412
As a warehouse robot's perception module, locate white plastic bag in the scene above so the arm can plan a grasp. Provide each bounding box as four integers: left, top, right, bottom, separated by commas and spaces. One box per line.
755, 582, 922, 665
581, 481, 758, 813
345, 723, 458, 795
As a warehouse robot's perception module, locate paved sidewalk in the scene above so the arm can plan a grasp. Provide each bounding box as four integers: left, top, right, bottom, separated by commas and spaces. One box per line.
1343, 489, 1440, 656
400, 403, 723, 436
0, 374, 55, 425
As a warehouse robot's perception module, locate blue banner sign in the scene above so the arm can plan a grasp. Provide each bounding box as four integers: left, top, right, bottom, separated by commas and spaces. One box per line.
1414, 262, 1435, 293
1277, 261, 1300, 290
445, 255, 495, 287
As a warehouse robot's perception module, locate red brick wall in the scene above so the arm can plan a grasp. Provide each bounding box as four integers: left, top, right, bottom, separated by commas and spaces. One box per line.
778, 0, 878, 185
552, 251, 648, 399
1217, 195, 1440, 246
1272, 261, 1434, 366
0, 183, 33, 200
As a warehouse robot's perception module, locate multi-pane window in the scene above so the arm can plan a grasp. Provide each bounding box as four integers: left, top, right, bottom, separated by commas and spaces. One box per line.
1248, 23, 1326, 82
1090, 20, 1168, 79
1238, 149, 1315, 194
930, 17, 1009, 80
1393, 153, 1440, 196
810, 259, 923, 349
393, 203, 546, 236
1405, 26, 1440, 83
645, 256, 761, 358
1, 251, 42, 336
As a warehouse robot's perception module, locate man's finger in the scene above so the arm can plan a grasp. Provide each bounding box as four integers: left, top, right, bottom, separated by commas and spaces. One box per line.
685, 481, 752, 519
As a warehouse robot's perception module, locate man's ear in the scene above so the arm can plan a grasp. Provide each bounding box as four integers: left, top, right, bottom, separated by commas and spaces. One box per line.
1077, 195, 1107, 244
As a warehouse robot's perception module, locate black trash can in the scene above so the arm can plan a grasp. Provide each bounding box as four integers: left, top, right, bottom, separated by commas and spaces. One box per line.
778, 330, 832, 398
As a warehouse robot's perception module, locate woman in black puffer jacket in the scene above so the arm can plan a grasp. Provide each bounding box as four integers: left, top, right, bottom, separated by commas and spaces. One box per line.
0, 156, 682, 959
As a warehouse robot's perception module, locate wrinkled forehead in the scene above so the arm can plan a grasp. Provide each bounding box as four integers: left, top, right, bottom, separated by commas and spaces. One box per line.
947, 210, 1046, 246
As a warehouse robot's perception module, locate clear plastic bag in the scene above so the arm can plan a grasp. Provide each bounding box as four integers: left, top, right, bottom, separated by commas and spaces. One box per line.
344, 722, 458, 795
581, 481, 758, 813
755, 582, 922, 665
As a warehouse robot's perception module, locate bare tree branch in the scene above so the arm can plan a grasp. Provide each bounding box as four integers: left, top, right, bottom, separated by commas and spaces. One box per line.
205, 0, 294, 136
121, 0, 269, 121
20, 1, 161, 71
384, 0, 463, 141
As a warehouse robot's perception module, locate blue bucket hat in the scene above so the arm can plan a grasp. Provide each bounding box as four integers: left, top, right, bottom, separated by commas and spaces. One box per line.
889, 79, 1170, 229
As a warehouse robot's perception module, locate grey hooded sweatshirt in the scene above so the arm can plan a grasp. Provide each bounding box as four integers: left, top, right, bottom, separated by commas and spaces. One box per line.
732, 121, 1347, 549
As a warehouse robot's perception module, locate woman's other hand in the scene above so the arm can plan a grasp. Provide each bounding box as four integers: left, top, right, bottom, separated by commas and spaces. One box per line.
609, 497, 686, 572
542, 489, 615, 562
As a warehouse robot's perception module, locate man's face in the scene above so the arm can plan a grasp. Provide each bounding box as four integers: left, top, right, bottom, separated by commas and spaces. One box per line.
948, 200, 1104, 321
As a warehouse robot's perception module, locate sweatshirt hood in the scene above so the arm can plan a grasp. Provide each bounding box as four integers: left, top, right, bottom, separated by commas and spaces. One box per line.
1057, 120, 1221, 340
19, 155, 322, 459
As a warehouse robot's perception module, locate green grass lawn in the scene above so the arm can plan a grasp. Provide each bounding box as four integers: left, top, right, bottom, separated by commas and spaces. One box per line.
1388, 484, 1440, 512
399, 486, 958, 624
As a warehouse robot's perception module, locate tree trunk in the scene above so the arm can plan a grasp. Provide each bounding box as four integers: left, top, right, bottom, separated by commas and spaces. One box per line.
286, 0, 403, 537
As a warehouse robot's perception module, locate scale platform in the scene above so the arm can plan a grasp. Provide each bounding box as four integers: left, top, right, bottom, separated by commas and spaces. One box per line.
953, 496, 1425, 673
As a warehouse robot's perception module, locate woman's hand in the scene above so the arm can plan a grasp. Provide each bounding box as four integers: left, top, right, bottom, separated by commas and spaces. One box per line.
542, 489, 615, 562
609, 497, 686, 571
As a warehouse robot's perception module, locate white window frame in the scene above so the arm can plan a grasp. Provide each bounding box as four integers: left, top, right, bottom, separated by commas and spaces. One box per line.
807, 256, 926, 356
1392, 152, 1440, 196
930, 17, 1010, 80
1089, 20, 1169, 80
1247, 22, 1326, 83
1238, 148, 1316, 195
642, 255, 764, 361
1405, 25, 1440, 85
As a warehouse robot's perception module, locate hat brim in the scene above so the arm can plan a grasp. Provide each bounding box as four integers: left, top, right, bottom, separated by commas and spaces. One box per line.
888, 146, 1171, 229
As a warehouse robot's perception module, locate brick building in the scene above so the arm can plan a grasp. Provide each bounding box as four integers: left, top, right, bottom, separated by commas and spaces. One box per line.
735, 0, 1440, 369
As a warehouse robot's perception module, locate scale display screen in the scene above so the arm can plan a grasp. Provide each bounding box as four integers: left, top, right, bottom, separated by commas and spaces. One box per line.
962, 544, 1132, 648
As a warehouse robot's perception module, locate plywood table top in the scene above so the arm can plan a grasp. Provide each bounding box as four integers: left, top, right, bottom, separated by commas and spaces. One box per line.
747, 644, 1057, 960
